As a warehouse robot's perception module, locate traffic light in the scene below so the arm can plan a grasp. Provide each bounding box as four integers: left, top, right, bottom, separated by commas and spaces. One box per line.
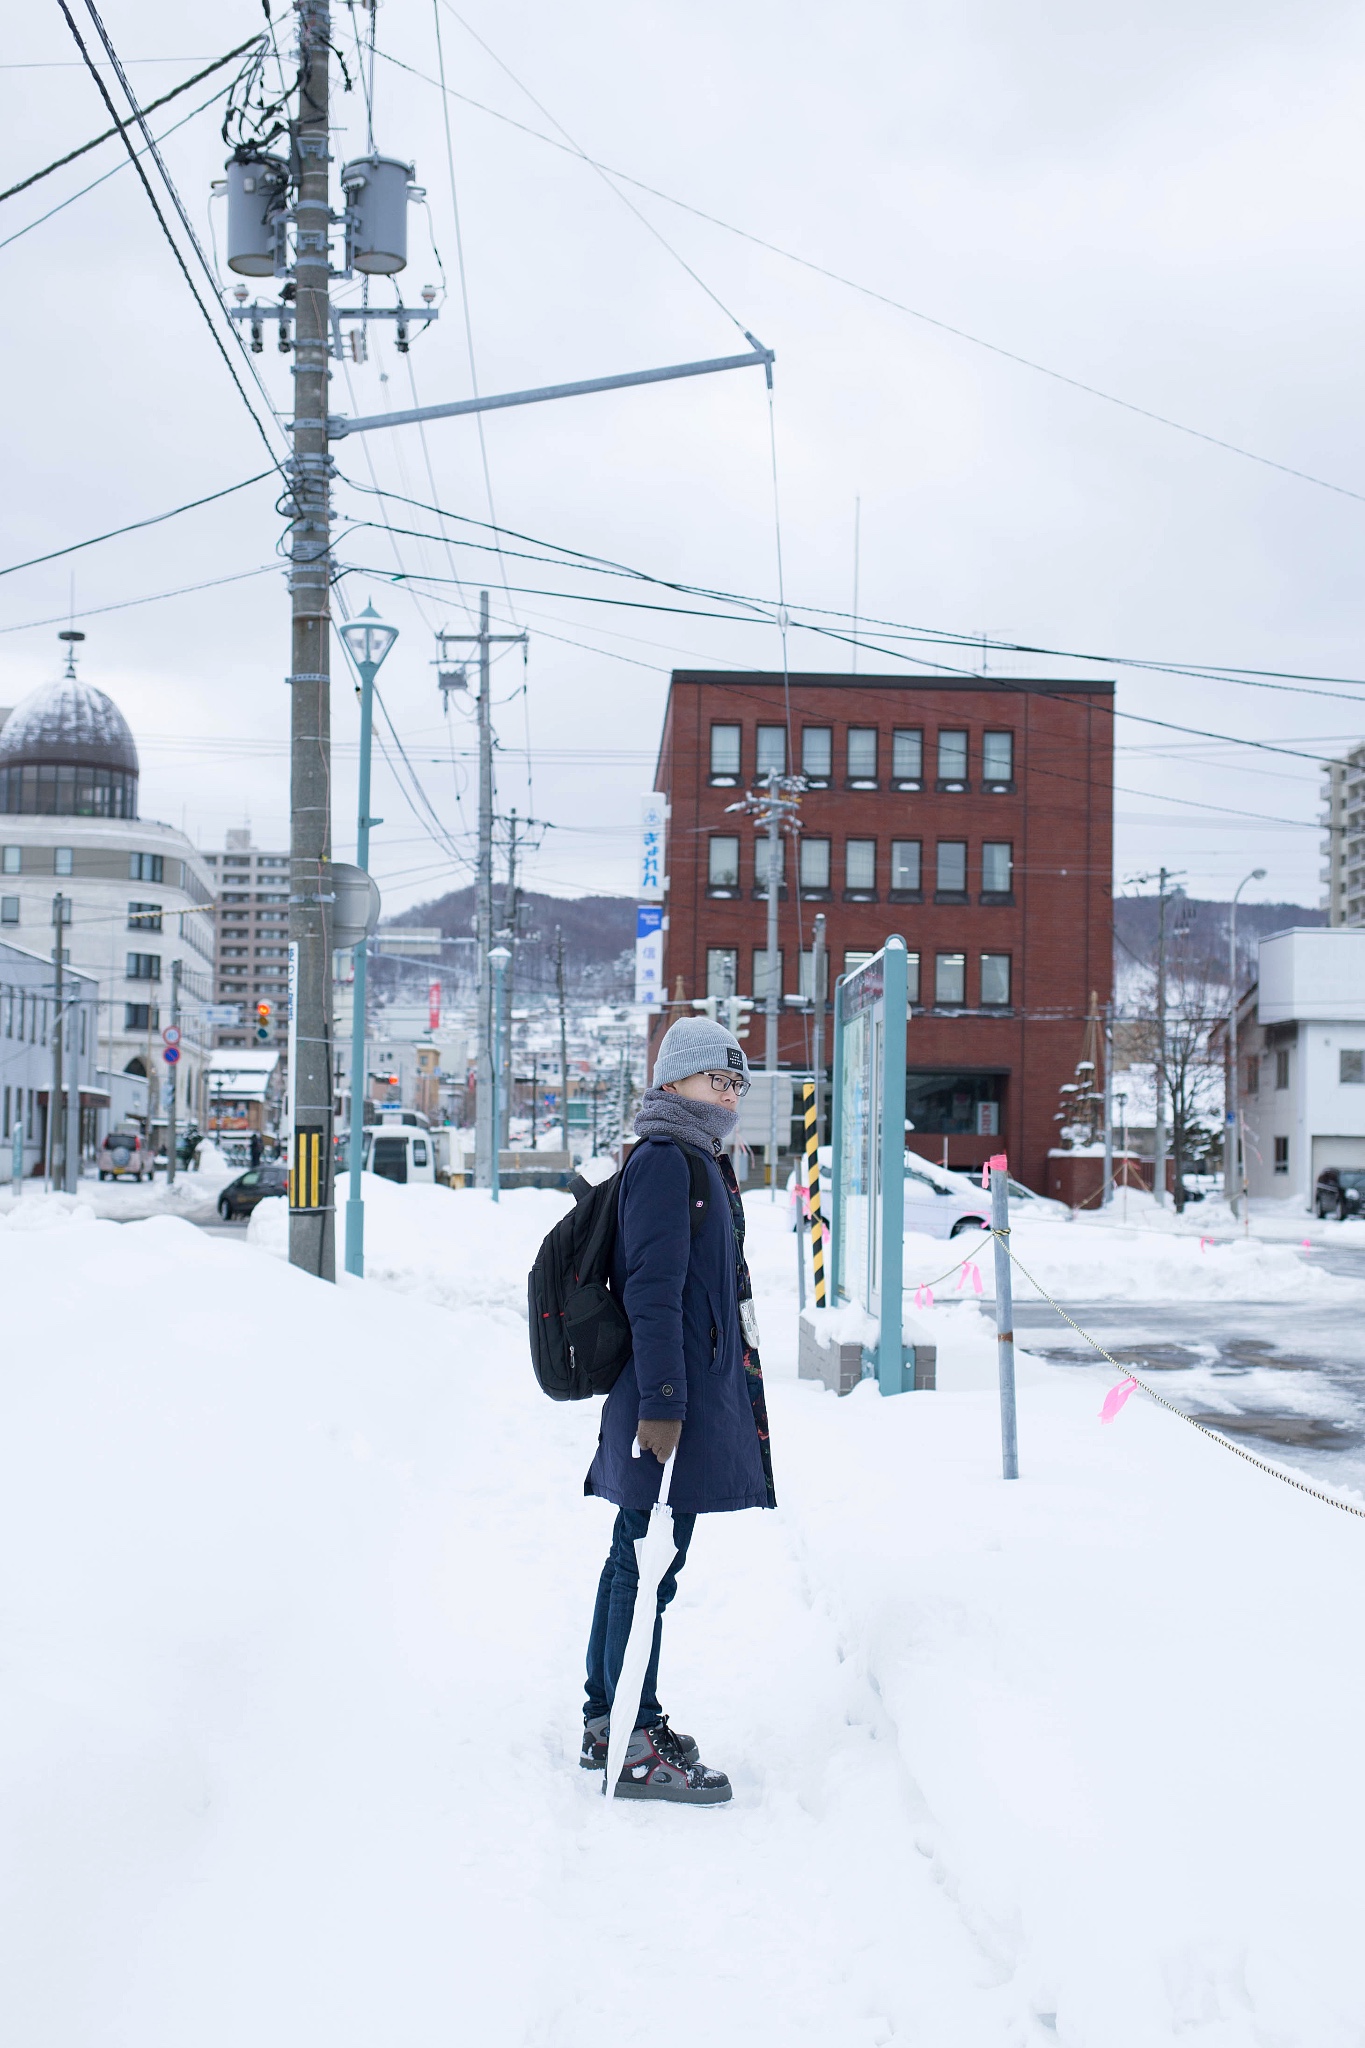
725, 997, 753, 1040
255, 1001, 272, 1044
689, 998, 719, 1021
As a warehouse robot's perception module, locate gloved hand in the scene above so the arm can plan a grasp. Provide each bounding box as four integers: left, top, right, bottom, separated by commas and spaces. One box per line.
636, 1418, 682, 1464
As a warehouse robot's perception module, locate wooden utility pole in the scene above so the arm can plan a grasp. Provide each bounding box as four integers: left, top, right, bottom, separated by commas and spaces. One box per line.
555, 926, 569, 1150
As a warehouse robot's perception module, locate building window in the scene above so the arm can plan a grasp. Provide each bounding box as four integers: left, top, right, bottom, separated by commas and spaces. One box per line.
0, 897, 16, 925
843, 950, 874, 978
255, 946, 288, 957
1275, 1048, 1290, 1089
1341, 1049, 1365, 1084
937, 730, 968, 785
847, 728, 878, 783
1245, 1056, 1259, 1094
892, 729, 923, 784
981, 842, 1013, 894
890, 840, 921, 892
936, 840, 967, 894
752, 947, 785, 999
128, 901, 162, 931
258, 856, 287, 869
802, 727, 832, 782
124, 1003, 159, 1030
906, 951, 921, 1005
982, 732, 1014, 785
755, 836, 786, 889
1274, 1135, 1289, 1174
845, 838, 876, 892
126, 953, 161, 981
130, 852, 164, 884
1, 846, 18, 874
980, 953, 1011, 1006
706, 946, 738, 997
54, 847, 73, 876
935, 952, 966, 1005
708, 836, 739, 890
756, 725, 786, 777
800, 838, 831, 891
799, 948, 829, 1001
709, 724, 741, 783
907, 1070, 1003, 1134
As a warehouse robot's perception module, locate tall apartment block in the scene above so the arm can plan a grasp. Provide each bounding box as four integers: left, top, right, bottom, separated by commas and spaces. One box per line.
1321, 746, 1365, 927
200, 829, 291, 1048
653, 670, 1114, 1194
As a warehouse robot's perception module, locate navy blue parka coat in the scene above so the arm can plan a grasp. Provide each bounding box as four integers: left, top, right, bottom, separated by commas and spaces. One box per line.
584, 1137, 769, 1515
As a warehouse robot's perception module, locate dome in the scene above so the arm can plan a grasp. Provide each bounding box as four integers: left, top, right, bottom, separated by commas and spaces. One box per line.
0, 676, 139, 818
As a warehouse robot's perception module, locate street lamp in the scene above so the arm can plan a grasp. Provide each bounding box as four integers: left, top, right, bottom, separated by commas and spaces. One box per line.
338, 602, 398, 1277
488, 945, 511, 1205
1227, 867, 1266, 1221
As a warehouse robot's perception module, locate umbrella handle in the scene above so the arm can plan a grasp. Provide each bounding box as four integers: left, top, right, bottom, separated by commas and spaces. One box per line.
656, 1447, 676, 1511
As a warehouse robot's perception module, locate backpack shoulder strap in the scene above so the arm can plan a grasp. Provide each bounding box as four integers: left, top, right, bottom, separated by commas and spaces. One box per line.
674, 1142, 713, 1237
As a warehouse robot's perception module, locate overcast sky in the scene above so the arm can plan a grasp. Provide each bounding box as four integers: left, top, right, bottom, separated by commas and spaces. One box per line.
2, 0, 1363, 917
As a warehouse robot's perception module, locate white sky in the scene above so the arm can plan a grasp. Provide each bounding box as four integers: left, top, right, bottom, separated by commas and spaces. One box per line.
1, 0, 1362, 917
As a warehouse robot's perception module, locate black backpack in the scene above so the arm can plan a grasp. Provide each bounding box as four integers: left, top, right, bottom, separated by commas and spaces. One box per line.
527, 1142, 712, 1401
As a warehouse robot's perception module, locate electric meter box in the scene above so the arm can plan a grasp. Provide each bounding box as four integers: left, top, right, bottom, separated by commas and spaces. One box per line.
341, 153, 417, 274
225, 154, 288, 275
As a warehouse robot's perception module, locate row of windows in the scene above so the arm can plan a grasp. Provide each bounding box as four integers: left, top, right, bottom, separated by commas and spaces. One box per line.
1245, 1048, 1365, 1091
0, 986, 90, 1051
1, 846, 165, 883
703, 945, 1012, 1008
2, 1086, 40, 1142
0, 763, 137, 818
708, 834, 1013, 897
1, 896, 164, 930
209, 855, 287, 869
219, 946, 290, 957
709, 723, 1014, 790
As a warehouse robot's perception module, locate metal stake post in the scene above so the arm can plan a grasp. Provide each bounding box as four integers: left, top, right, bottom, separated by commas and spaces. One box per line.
488, 945, 510, 1203
990, 1166, 1019, 1479
166, 958, 181, 1187
49, 892, 67, 1191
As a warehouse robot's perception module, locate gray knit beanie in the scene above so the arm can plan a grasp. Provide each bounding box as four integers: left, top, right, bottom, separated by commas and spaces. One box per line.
652, 1013, 751, 1089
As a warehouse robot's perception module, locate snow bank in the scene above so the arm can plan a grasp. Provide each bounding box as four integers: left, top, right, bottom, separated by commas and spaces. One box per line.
7, 1197, 1365, 2043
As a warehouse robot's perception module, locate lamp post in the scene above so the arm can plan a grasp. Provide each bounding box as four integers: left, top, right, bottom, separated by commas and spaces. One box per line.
488, 946, 511, 1204
1227, 866, 1266, 1221
338, 603, 399, 1277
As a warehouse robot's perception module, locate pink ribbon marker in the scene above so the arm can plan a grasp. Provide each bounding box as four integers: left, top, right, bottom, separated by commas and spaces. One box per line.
956, 1259, 984, 1295
1199, 1236, 1212, 1252
1302, 1239, 1312, 1252
1099, 1376, 1138, 1424
980, 1151, 1009, 1190
914, 1284, 934, 1309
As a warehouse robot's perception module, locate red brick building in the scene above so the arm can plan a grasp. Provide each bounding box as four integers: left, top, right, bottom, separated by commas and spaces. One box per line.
651, 672, 1114, 1194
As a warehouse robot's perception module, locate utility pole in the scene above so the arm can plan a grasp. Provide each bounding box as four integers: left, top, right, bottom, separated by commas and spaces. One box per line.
728, 768, 803, 1196
1153, 868, 1175, 1208
555, 924, 569, 1153
49, 893, 67, 1190
499, 806, 521, 1151
287, 0, 335, 1278
1102, 998, 1114, 1205
166, 958, 181, 1187
810, 911, 827, 1143
435, 593, 526, 1188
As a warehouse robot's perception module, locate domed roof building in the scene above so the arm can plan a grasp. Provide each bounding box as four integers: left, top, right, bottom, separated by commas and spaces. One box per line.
0, 665, 139, 818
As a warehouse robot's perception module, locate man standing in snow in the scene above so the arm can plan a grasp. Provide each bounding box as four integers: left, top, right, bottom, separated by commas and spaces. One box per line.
581, 1014, 775, 1804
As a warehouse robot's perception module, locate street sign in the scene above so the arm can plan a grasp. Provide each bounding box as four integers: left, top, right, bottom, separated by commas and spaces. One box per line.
163, 1045, 181, 1065
203, 1004, 241, 1026
162, 1024, 181, 1046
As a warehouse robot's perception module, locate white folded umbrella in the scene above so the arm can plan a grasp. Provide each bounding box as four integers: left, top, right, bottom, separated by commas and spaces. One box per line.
603, 1446, 677, 1800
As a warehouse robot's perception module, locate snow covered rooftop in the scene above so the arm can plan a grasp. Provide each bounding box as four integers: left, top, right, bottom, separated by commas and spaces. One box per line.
0, 675, 138, 774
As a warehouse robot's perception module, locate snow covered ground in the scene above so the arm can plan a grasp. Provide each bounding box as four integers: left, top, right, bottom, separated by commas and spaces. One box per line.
5, 1187, 1365, 2045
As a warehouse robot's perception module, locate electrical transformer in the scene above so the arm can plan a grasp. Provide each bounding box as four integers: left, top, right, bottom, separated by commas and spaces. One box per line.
340, 154, 419, 274
224, 154, 288, 275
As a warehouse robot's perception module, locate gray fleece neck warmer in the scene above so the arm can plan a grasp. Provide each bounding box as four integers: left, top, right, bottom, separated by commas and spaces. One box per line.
632, 1084, 738, 1154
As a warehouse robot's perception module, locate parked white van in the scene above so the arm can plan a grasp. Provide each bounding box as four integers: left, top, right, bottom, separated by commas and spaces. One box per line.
362, 1126, 437, 1185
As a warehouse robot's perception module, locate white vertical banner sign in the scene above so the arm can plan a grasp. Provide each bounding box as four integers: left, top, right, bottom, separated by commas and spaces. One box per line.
635, 905, 663, 1007
286, 941, 299, 1142
639, 793, 665, 902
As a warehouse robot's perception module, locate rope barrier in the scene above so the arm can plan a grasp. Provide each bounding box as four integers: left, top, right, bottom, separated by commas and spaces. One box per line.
993, 1230, 1365, 1523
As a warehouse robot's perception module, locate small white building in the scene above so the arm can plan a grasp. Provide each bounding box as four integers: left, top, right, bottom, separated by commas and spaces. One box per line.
1, 938, 100, 1181
1237, 928, 1365, 1205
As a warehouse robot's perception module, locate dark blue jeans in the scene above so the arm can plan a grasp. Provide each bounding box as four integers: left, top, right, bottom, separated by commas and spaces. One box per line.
584, 1508, 697, 1728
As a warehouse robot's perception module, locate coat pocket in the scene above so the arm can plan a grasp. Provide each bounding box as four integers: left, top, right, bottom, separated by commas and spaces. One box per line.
561, 1283, 632, 1395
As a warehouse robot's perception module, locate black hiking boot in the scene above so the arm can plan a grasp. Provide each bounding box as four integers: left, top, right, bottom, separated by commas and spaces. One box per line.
580, 1713, 699, 1772
605, 1719, 732, 1804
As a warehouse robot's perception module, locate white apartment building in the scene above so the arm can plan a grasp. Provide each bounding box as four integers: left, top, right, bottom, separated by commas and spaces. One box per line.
1320, 744, 1365, 926
200, 829, 290, 1049
1237, 927, 1365, 1205
0, 646, 216, 1130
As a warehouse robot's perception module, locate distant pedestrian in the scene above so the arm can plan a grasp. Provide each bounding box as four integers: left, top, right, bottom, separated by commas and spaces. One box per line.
581, 1014, 774, 1804
249, 1130, 263, 1167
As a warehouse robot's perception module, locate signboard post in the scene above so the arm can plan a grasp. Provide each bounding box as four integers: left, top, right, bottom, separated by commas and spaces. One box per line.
829, 937, 909, 1395
634, 905, 663, 1008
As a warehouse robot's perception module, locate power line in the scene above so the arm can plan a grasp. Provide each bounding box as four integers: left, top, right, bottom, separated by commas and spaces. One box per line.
0, 561, 277, 636
377, 43, 1365, 511
0, 470, 274, 582
0, 33, 263, 204
54, 1, 286, 472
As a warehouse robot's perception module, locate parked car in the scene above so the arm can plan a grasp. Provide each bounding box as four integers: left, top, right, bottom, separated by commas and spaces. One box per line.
1314, 1166, 1365, 1220
217, 1164, 289, 1219
788, 1150, 1063, 1236
362, 1127, 438, 1186
98, 1128, 151, 1181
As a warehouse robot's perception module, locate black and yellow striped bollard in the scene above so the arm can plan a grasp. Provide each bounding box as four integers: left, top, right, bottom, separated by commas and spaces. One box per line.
802, 1081, 827, 1307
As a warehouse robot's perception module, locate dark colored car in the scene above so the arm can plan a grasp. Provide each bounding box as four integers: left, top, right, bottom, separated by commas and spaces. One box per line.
218, 1164, 289, 1220
1313, 1167, 1365, 1220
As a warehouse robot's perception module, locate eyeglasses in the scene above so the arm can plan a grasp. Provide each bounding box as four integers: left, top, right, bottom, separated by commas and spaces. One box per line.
705, 1070, 749, 1098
